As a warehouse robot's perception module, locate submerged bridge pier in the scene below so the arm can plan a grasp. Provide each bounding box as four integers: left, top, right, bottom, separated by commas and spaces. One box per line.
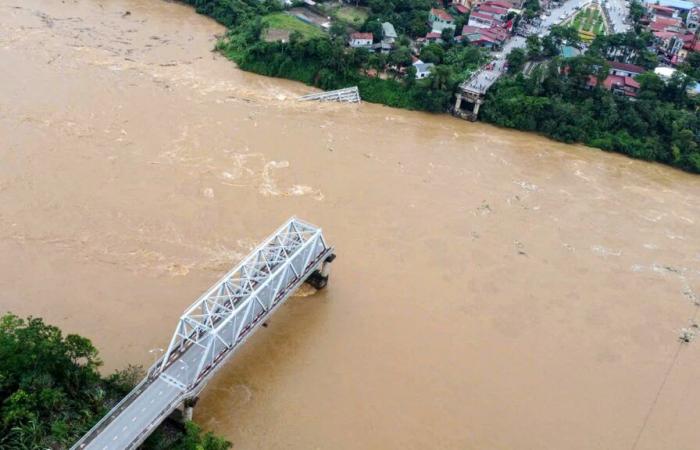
72, 218, 335, 450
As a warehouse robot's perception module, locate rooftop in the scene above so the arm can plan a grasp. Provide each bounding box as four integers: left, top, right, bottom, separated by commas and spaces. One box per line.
431, 8, 455, 22
350, 32, 373, 40
478, 4, 509, 15
644, 0, 694, 10
609, 60, 645, 74
382, 22, 397, 39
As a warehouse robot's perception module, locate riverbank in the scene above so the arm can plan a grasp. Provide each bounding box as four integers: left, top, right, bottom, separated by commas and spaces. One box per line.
185, 0, 699, 174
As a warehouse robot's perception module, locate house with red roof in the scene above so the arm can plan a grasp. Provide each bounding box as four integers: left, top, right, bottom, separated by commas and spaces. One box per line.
587, 74, 641, 97
469, 11, 501, 28
609, 61, 645, 78
429, 8, 456, 32
649, 4, 678, 18
425, 31, 444, 43
459, 25, 509, 48
486, 0, 514, 8
467, 1, 511, 29
650, 16, 683, 32
349, 32, 373, 49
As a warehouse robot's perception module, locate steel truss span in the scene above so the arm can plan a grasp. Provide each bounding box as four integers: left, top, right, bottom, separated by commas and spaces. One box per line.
72, 217, 334, 450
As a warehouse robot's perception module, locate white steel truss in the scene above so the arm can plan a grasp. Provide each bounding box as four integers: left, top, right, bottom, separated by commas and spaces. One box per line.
156, 217, 332, 388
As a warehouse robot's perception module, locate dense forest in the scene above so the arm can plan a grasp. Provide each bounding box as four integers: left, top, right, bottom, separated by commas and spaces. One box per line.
181, 0, 700, 173
0, 314, 230, 450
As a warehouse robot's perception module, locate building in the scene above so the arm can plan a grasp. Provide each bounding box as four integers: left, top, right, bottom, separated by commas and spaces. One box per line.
468, 11, 500, 28
413, 60, 434, 79
608, 61, 645, 78
349, 32, 373, 49
382, 22, 397, 43
452, 0, 474, 13
643, 0, 694, 12
467, 1, 511, 29
686, 6, 700, 31
459, 25, 509, 48
654, 66, 677, 79
429, 8, 456, 32
381, 22, 398, 52
587, 74, 641, 97
425, 31, 444, 43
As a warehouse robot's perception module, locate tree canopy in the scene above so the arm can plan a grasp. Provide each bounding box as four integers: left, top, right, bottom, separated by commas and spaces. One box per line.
0, 313, 231, 450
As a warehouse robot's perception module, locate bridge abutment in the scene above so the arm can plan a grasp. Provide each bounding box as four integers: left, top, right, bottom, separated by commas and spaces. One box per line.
453, 90, 484, 122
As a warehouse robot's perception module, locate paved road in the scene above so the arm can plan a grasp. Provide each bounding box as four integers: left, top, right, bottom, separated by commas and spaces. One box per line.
604, 0, 632, 33
462, 0, 585, 92
81, 300, 254, 449
82, 346, 201, 449
460, 0, 631, 93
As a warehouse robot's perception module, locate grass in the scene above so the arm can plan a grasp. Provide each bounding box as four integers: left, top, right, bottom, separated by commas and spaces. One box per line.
571, 6, 606, 36
335, 6, 369, 24
262, 13, 326, 40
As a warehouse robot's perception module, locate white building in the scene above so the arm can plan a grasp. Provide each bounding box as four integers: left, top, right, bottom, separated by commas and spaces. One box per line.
413, 60, 434, 79
349, 32, 373, 49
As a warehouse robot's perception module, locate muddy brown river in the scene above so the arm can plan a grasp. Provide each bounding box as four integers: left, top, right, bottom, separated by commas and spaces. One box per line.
1, 1, 700, 449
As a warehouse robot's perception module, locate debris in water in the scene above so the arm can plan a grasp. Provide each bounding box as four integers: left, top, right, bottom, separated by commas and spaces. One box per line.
679, 327, 696, 343
476, 201, 492, 216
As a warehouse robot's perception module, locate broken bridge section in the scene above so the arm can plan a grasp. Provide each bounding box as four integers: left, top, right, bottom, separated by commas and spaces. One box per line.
72, 217, 335, 450
299, 86, 361, 103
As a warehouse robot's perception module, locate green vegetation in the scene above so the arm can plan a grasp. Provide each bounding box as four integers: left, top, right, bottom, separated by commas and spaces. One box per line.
570, 6, 606, 37
262, 12, 325, 39
220, 27, 485, 111
336, 6, 369, 25
482, 55, 700, 173
523, 0, 541, 19
0, 313, 231, 449
182, 0, 475, 111
182, 0, 699, 174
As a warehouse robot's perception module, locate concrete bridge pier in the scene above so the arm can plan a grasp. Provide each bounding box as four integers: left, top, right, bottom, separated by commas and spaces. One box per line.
183, 397, 198, 421
168, 397, 199, 424
306, 253, 336, 290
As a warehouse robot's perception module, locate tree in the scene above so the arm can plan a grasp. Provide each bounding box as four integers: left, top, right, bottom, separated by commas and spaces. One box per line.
420, 43, 445, 64
430, 64, 454, 91
0, 314, 233, 449
329, 21, 348, 41
523, 0, 541, 18
362, 19, 383, 41
526, 35, 542, 60
441, 27, 455, 46
541, 35, 558, 57
389, 46, 412, 68
507, 48, 527, 74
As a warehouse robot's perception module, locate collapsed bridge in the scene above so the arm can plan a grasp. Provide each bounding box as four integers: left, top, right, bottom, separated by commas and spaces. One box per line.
71, 217, 335, 450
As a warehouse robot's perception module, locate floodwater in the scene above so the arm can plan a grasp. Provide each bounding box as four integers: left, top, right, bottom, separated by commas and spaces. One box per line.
1, 1, 700, 449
